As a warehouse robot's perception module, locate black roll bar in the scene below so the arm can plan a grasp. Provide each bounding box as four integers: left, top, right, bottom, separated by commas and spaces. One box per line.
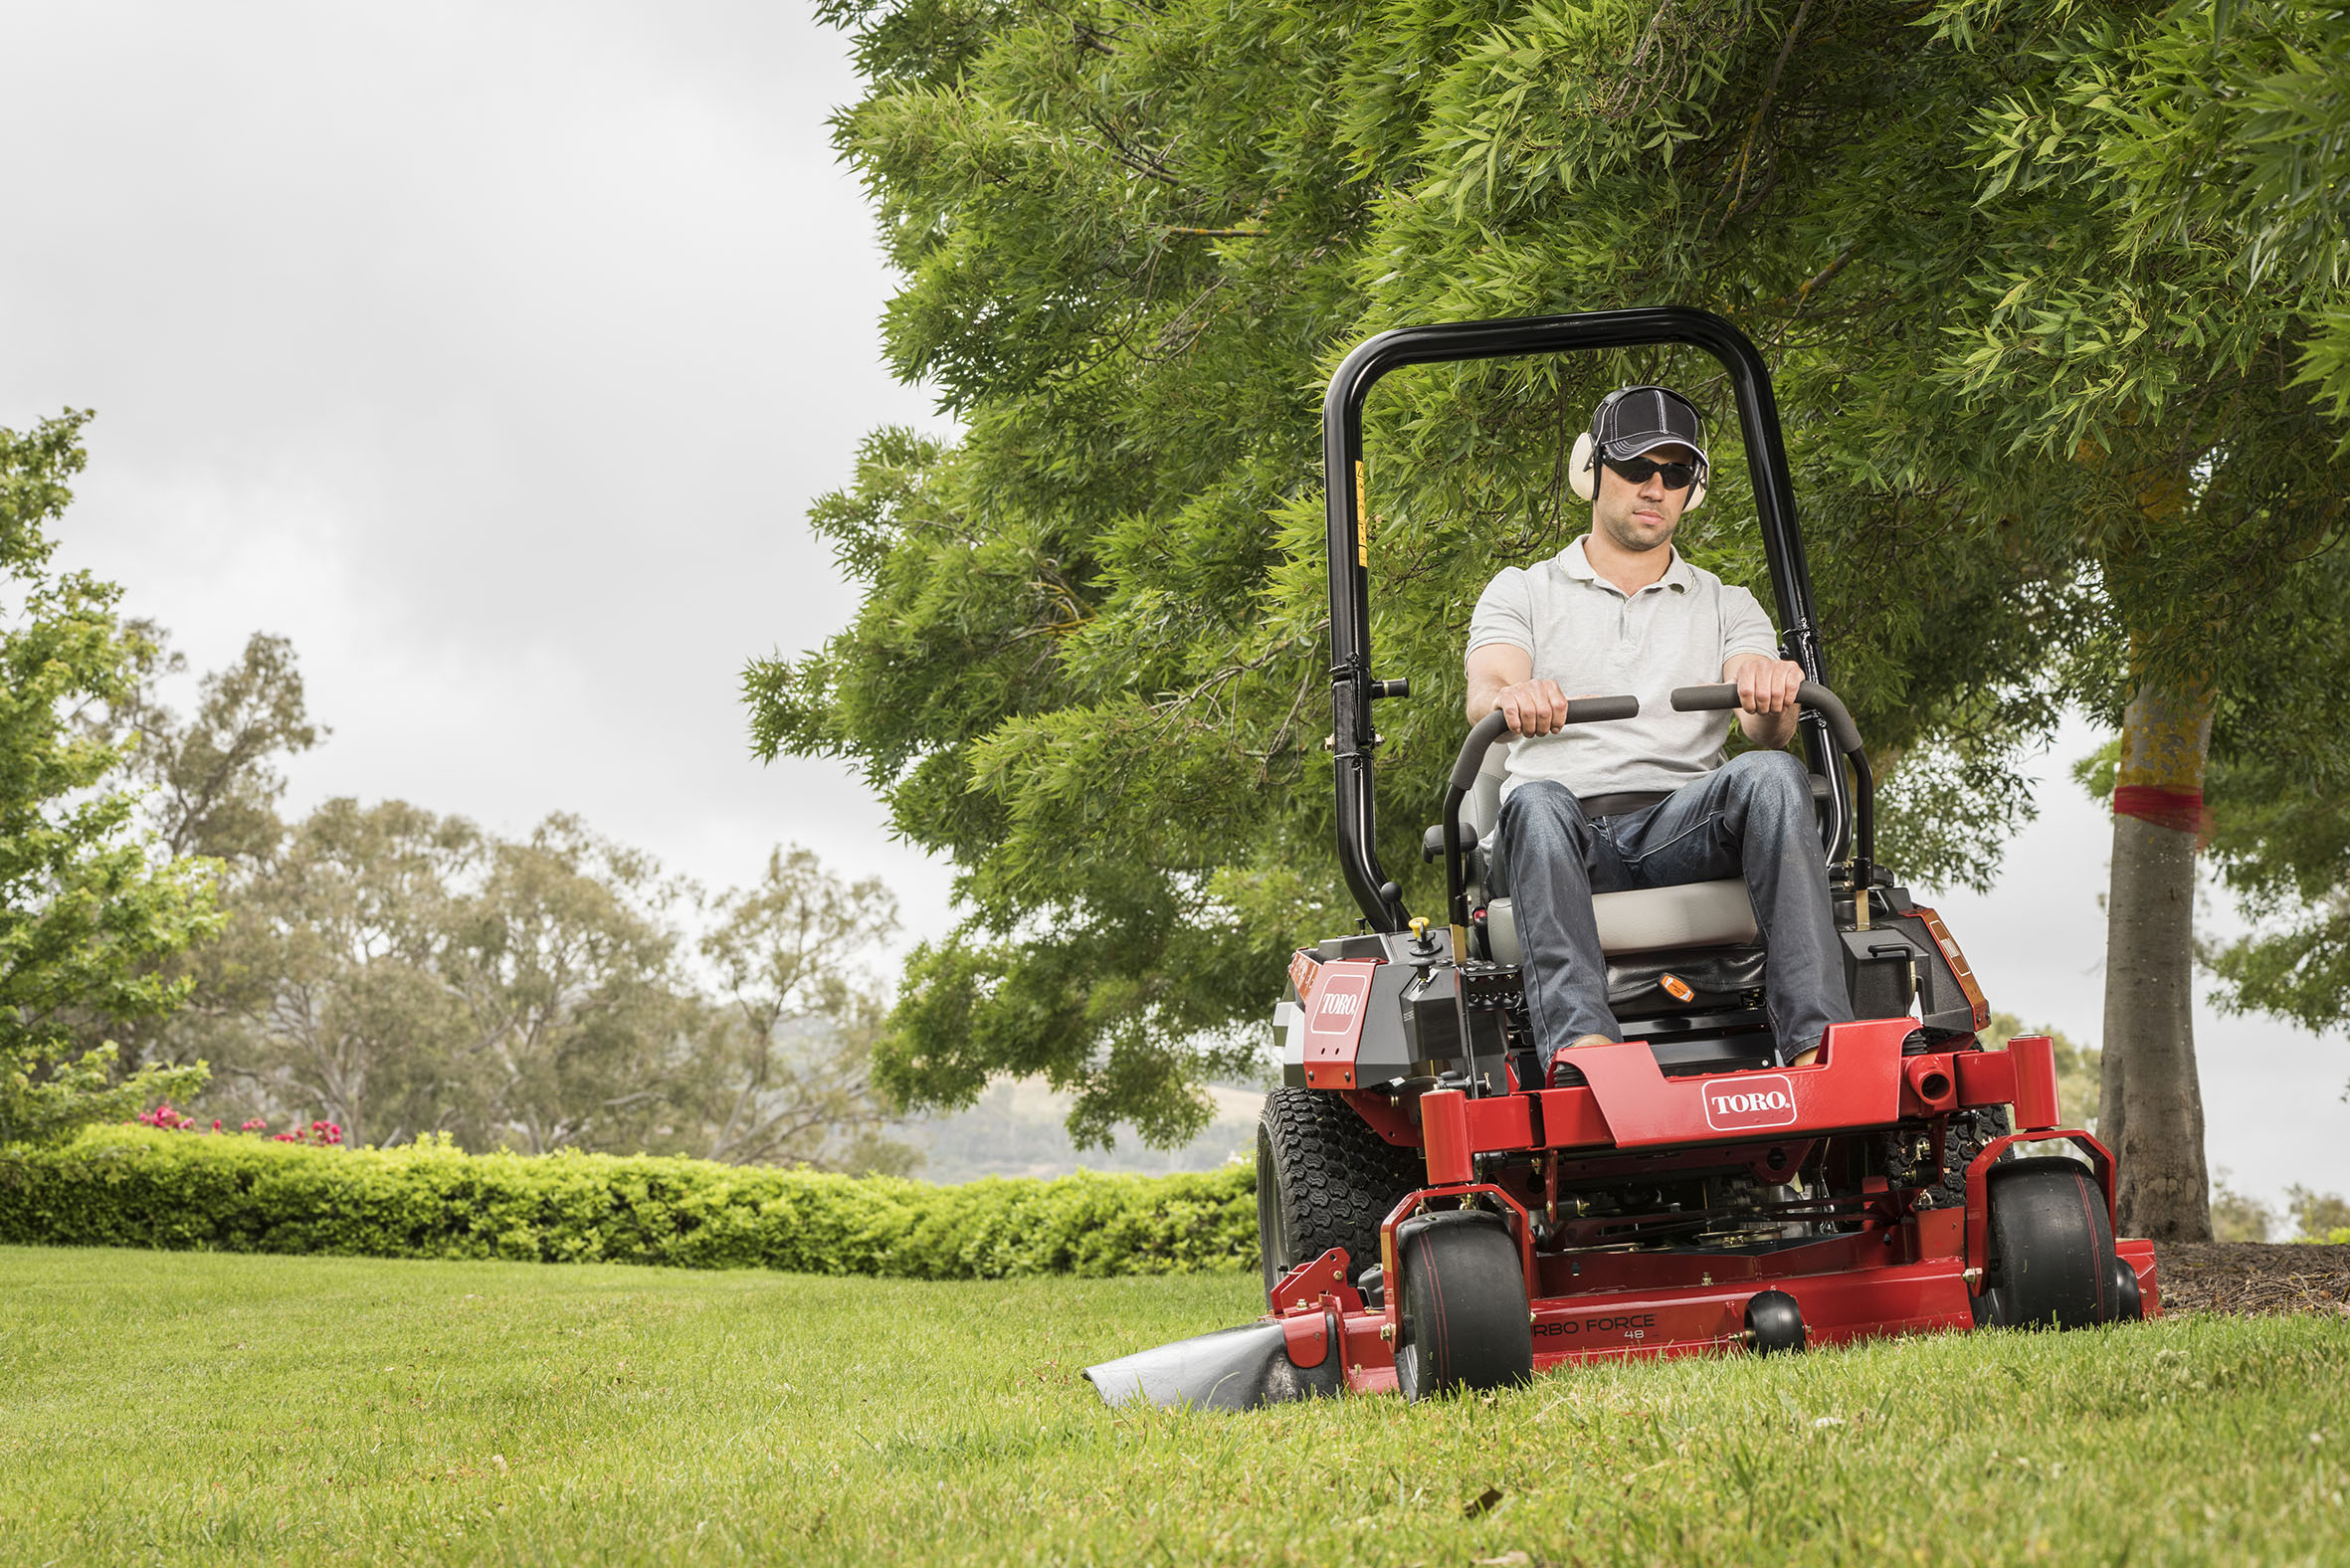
1322, 306, 1851, 931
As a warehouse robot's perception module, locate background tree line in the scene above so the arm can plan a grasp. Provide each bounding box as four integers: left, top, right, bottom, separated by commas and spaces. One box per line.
96, 622, 916, 1168
751, 0, 2350, 1239
1, 409, 1257, 1177
0, 416, 912, 1169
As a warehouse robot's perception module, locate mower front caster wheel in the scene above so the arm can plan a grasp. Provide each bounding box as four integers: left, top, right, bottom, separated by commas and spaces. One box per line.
1972, 1156, 2125, 1329
1394, 1211, 1533, 1403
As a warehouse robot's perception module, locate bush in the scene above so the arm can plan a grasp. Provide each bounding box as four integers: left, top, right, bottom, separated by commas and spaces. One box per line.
0, 1127, 1258, 1278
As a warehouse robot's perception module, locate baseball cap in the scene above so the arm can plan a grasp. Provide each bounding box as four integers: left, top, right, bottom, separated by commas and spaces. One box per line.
1593, 386, 1709, 471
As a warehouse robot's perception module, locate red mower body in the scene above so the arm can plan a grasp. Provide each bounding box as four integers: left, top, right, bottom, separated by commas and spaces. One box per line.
1262, 1016, 2157, 1395
1081, 307, 2157, 1412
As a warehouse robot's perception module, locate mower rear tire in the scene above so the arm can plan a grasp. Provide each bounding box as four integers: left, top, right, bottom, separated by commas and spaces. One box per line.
1973, 1156, 2122, 1329
1393, 1210, 1533, 1402
1256, 1088, 1422, 1301
1928, 1104, 2011, 1210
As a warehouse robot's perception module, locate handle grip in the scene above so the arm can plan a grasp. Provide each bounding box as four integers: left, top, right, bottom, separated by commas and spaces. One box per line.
1670, 681, 1863, 755
1566, 693, 1640, 724
1445, 694, 1643, 791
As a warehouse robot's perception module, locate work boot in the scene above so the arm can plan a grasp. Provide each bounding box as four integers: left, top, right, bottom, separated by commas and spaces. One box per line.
1544, 1034, 1616, 1088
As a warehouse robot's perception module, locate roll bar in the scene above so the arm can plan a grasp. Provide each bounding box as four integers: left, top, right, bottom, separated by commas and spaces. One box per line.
1322, 306, 1851, 931
1438, 683, 1874, 941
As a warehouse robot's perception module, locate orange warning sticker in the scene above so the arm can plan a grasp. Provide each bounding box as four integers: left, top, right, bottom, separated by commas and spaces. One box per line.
1662, 974, 1694, 1003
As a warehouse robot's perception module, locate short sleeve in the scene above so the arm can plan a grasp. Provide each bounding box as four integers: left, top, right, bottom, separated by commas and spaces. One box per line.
1719, 584, 1779, 666
1467, 567, 1535, 657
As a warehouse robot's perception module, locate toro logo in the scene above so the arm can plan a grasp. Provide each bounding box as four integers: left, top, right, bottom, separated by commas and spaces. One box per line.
1308, 968, 1373, 1036
1702, 1074, 1799, 1131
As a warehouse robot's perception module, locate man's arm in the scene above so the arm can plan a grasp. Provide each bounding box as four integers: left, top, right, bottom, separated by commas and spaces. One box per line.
1467, 643, 1575, 735
1723, 652, 1806, 748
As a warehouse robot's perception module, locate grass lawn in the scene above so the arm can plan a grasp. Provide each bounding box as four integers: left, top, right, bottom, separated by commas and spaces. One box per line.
2, 1246, 2345, 1565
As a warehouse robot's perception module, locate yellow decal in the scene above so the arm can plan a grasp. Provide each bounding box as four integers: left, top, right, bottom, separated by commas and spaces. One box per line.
1355, 460, 1369, 567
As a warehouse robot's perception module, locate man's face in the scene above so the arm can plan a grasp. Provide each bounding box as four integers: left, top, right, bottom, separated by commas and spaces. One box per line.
1591, 442, 1697, 554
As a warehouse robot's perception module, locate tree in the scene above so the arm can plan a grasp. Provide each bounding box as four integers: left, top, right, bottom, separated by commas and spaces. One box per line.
0, 413, 217, 1144
693, 846, 917, 1173
72, 623, 324, 1079
184, 793, 916, 1166
111, 623, 323, 865
2131, 2, 2350, 1078
447, 816, 698, 1156
202, 799, 486, 1149
759, 1, 2350, 1231
1949, 0, 2350, 1238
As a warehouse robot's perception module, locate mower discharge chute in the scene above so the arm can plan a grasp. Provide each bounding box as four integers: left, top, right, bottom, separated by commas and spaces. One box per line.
1084, 307, 2156, 1411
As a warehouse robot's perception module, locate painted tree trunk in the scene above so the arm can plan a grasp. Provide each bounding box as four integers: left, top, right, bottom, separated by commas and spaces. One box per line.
2098, 677, 2214, 1242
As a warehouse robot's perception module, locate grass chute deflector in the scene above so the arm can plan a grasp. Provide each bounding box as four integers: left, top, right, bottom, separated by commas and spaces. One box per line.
1082, 307, 2155, 1414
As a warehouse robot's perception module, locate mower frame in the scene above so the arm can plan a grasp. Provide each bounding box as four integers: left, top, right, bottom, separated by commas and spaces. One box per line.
1082, 306, 2158, 1412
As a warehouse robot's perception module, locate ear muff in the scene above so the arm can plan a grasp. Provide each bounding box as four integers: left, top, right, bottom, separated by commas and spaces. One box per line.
1569, 431, 1599, 501
1571, 431, 1710, 509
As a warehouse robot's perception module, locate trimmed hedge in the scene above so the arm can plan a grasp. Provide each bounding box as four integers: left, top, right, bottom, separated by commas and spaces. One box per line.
0, 1128, 1259, 1278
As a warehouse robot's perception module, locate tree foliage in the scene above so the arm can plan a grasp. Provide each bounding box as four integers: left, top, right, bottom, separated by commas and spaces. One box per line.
0, 414, 217, 1145
756, 0, 2350, 1146
91, 622, 917, 1168
698, 846, 911, 1170
110, 623, 324, 865
165, 791, 914, 1169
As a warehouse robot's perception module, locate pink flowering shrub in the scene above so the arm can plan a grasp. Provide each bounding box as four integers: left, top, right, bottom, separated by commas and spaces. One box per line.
131, 1104, 344, 1146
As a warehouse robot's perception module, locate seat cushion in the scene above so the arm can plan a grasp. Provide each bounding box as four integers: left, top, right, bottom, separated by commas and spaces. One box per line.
1606, 944, 1767, 1013
1482, 879, 1757, 965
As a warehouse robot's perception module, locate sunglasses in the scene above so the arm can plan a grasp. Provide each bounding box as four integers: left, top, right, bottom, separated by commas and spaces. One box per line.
1603, 455, 1700, 490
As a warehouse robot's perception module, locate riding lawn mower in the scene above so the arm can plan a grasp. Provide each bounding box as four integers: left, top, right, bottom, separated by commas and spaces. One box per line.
1084, 306, 2158, 1410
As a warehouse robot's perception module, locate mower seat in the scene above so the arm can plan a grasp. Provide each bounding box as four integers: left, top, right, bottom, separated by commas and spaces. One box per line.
1481, 881, 1757, 965
1463, 739, 1759, 967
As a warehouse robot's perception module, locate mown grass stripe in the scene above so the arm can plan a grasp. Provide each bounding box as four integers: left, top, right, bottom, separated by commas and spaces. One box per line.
2, 1246, 2345, 1565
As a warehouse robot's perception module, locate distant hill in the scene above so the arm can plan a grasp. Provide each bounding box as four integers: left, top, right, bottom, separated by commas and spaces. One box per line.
902, 1078, 1263, 1183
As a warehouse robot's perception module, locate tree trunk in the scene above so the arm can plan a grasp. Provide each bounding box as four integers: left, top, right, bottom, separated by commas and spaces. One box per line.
2099, 676, 2214, 1242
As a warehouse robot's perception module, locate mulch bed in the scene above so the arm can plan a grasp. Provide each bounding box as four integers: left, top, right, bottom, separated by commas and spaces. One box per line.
2156, 1243, 2350, 1316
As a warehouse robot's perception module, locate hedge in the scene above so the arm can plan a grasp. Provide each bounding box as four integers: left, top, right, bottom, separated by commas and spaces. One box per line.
0, 1128, 1259, 1278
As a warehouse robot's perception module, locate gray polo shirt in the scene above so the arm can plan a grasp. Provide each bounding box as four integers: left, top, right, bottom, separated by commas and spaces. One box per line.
1467, 535, 1780, 800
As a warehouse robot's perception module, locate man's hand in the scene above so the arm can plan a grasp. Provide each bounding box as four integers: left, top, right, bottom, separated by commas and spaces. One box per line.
1731, 656, 1807, 715
1497, 678, 1572, 736
1725, 653, 1805, 748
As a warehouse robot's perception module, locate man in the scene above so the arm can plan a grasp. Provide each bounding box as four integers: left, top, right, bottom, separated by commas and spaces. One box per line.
1464, 384, 1853, 1070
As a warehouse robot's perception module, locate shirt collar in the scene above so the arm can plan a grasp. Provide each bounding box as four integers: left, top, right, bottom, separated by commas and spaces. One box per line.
1561, 533, 1692, 593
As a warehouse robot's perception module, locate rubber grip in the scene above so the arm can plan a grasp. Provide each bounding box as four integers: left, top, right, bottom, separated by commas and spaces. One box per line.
1796, 682, 1865, 756
1671, 681, 1865, 755
1670, 684, 1741, 712
1452, 694, 1641, 790
1564, 693, 1640, 723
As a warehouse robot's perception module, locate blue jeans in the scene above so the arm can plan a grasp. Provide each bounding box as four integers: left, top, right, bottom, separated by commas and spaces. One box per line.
1489, 750, 1854, 1066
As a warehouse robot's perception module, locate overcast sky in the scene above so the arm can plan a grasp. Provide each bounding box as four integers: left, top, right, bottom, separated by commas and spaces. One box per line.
3, 3, 2340, 1208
